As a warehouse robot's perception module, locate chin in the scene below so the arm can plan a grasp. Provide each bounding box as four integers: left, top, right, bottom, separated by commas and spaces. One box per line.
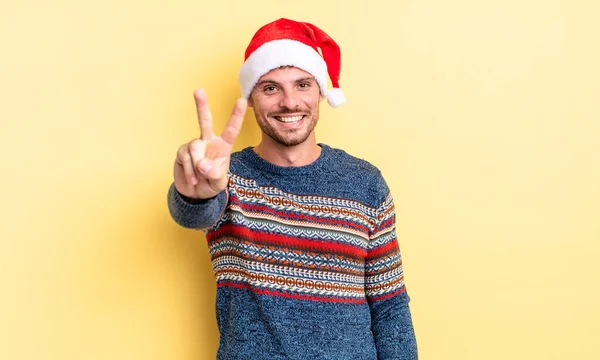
274, 132, 313, 147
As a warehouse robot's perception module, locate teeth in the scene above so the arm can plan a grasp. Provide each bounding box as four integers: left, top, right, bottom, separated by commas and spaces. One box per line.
277, 115, 303, 123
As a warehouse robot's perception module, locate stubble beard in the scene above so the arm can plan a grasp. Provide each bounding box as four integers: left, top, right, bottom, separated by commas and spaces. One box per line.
256, 107, 319, 147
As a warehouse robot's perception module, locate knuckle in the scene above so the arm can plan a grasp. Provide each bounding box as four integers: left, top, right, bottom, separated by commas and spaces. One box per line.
188, 139, 201, 151
189, 141, 206, 157
176, 144, 188, 159
178, 147, 194, 164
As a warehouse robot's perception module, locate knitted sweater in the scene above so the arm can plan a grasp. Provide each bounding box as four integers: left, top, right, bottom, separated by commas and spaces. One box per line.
167, 144, 418, 360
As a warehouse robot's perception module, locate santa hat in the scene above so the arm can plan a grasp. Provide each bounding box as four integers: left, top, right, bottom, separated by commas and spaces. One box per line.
238, 18, 346, 108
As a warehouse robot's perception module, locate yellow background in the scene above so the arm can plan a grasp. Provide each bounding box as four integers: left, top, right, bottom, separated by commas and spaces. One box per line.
2, 0, 599, 359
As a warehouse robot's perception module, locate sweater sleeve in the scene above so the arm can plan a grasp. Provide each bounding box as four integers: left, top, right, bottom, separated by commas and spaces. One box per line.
365, 176, 418, 359
167, 182, 228, 230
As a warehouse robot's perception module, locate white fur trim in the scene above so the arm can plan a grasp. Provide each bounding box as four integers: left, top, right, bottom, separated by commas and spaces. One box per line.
239, 39, 328, 99
326, 88, 346, 108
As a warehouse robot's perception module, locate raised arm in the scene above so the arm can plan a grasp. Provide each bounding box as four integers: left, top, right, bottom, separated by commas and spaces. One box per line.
168, 89, 247, 230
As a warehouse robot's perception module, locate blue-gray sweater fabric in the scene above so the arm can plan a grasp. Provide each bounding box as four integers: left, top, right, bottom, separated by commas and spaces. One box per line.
167, 144, 417, 359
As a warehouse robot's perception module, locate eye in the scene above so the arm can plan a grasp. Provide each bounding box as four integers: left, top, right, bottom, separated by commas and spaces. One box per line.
299, 82, 310, 88
263, 85, 277, 94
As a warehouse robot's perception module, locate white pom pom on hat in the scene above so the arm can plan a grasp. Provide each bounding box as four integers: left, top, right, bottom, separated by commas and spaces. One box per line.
239, 18, 346, 108
325, 88, 346, 108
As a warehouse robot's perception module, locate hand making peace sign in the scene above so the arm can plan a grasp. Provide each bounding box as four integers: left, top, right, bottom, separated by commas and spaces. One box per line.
174, 89, 247, 200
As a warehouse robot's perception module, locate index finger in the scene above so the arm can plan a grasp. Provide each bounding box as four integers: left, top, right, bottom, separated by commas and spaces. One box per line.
220, 98, 248, 145
194, 89, 214, 140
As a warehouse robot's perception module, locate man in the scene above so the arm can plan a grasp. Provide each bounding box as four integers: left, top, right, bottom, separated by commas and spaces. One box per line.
168, 18, 418, 359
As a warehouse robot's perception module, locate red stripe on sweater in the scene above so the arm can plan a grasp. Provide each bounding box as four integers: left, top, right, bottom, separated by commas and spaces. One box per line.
208, 223, 367, 258
367, 239, 399, 259
373, 217, 395, 234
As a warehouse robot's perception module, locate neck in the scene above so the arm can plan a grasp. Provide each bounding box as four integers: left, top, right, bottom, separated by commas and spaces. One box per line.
254, 134, 321, 167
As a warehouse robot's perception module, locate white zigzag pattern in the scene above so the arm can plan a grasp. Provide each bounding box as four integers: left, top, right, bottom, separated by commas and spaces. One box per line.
223, 212, 370, 246
369, 230, 397, 248
366, 255, 401, 272
213, 256, 364, 284
365, 253, 402, 272
210, 240, 364, 272
365, 266, 405, 285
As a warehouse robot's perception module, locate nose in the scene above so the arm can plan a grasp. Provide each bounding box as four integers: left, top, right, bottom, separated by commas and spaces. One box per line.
279, 88, 299, 109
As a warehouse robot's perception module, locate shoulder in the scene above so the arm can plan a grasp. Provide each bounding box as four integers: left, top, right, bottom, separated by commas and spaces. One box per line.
322, 144, 391, 207
325, 145, 382, 175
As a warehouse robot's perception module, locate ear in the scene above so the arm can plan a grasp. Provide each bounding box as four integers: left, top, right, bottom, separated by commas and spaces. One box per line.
247, 95, 254, 108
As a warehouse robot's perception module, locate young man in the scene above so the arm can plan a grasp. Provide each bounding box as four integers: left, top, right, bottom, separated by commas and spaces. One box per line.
168, 18, 418, 359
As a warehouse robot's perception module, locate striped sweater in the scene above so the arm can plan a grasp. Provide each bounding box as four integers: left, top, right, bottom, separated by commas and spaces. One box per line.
167, 144, 418, 359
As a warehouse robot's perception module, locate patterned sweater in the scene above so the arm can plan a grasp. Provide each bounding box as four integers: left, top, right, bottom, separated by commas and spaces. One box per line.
167, 144, 418, 359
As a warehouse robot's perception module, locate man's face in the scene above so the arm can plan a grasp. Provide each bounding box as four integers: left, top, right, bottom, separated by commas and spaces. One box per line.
249, 66, 322, 147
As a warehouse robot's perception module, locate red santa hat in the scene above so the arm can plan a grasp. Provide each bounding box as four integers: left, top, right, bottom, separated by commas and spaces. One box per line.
238, 18, 346, 108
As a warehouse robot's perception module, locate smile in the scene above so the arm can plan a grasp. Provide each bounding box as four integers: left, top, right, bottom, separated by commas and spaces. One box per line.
274, 115, 304, 123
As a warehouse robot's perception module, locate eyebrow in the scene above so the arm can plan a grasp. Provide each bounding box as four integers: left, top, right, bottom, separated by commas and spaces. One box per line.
256, 77, 315, 87
295, 77, 314, 83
